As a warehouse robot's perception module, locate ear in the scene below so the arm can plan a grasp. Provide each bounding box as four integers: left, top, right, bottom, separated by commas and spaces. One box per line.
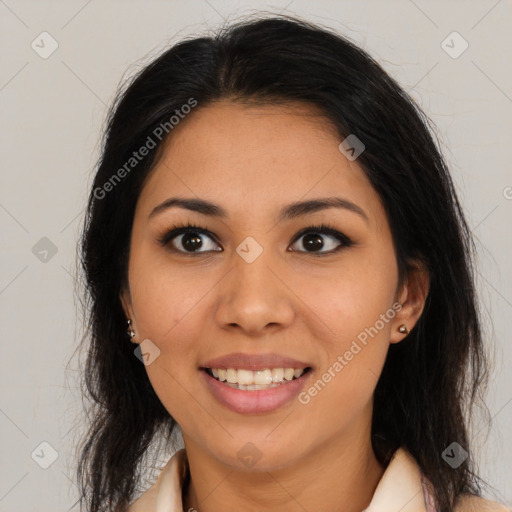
390, 261, 430, 344
120, 285, 133, 318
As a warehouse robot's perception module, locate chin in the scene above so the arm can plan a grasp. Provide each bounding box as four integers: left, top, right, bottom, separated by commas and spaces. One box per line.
207, 436, 311, 473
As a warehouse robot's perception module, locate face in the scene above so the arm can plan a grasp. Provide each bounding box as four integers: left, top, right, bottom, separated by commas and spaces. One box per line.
121, 100, 426, 471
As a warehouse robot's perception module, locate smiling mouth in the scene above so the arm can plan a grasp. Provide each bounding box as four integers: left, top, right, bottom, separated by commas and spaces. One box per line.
203, 367, 312, 391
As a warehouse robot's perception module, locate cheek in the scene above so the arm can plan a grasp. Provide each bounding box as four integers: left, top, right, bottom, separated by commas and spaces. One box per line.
127, 250, 211, 404
128, 262, 209, 424
297, 272, 396, 435
128, 244, 210, 343
302, 248, 398, 343
297, 247, 397, 403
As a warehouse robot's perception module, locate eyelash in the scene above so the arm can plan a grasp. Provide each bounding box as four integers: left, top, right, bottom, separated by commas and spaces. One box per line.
156, 222, 354, 256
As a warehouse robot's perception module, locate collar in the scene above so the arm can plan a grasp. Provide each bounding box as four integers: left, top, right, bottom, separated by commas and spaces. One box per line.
128, 446, 512, 512
362, 448, 430, 512
129, 447, 432, 512
129, 446, 433, 512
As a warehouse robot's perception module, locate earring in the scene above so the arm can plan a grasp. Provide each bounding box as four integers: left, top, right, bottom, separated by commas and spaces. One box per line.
398, 324, 409, 335
127, 319, 136, 339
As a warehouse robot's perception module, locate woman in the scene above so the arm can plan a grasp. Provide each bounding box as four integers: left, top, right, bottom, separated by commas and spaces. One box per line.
76, 14, 509, 512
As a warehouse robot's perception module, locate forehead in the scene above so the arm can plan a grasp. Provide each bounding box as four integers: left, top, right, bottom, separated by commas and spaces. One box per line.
137, 100, 383, 228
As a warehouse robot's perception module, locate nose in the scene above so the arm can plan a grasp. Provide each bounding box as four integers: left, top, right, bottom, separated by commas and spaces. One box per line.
213, 248, 295, 336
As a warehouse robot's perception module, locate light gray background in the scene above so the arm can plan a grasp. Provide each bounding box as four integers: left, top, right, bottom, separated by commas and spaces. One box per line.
1, 1, 511, 510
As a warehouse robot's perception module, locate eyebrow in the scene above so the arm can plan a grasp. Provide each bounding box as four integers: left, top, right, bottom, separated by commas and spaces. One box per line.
149, 196, 369, 224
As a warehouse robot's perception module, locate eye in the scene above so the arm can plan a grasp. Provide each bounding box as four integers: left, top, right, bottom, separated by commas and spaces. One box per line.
288, 223, 354, 255
157, 223, 221, 254
157, 222, 354, 255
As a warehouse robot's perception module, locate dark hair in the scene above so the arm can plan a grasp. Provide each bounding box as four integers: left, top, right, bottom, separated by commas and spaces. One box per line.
76, 13, 489, 512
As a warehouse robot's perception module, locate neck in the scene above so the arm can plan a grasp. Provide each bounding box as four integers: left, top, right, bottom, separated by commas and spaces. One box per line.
182, 425, 385, 512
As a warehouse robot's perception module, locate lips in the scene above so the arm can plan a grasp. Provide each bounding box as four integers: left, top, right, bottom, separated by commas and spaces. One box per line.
201, 352, 311, 371
200, 353, 313, 414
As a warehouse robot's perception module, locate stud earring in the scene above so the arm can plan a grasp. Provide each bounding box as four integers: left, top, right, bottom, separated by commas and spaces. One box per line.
127, 319, 136, 340
398, 324, 409, 335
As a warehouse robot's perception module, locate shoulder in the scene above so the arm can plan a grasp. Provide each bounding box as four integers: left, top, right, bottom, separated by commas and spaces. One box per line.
454, 494, 511, 512
392, 448, 510, 512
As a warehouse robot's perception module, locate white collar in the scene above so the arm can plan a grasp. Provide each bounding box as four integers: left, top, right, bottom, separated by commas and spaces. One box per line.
362, 448, 430, 512
129, 446, 508, 511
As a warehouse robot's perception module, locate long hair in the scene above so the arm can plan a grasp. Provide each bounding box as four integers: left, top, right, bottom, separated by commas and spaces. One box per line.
76, 14, 489, 512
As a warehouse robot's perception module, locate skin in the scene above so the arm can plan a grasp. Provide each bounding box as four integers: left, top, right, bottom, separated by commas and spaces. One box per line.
121, 100, 429, 512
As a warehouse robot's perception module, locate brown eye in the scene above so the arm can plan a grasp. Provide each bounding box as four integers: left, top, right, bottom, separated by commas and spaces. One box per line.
157, 224, 222, 254
172, 232, 221, 253
289, 224, 354, 255
158, 223, 353, 256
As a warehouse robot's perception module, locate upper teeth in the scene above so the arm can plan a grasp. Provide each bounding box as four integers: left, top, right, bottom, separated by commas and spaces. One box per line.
211, 368, 305, 385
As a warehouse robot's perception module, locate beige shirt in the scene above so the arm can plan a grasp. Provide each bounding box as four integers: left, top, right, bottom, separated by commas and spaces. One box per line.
128, 448, 510, 512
